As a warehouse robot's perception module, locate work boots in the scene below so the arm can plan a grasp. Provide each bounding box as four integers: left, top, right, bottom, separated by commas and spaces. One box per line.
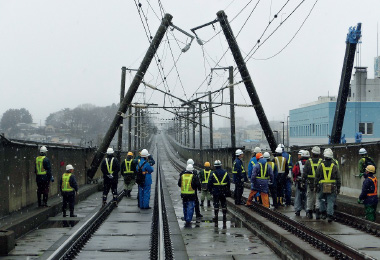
213, 209, 219, 227
222, 209, 227, 228
207, 200, 211, 207
306, 210, 313, 219
327, 215, 334, 223
200, 200, 204, 207
315, 209, 321, 220
320, 211, 327, 220
70, 210, 77, 217
63, 210, 67, 217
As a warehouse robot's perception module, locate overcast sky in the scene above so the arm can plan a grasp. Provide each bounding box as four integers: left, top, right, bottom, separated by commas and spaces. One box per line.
1, 0, 379, 129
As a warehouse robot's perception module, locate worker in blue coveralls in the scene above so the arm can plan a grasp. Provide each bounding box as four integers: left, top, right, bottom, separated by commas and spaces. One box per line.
101, 148, 120, 207
179, 164, 201, 227
208, 160, 230, 227
358, 165, 378, 222
265, 152, 278, 208
136, 149, 154, 209
279, 144, 292, 206
233, 149, 247, 205
60, 164, 78, 217
247, 147, 261, 202
35, 146, 54, 207
274, 146, 289, 206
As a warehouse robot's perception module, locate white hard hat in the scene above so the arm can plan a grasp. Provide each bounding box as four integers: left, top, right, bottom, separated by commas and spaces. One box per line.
187, 159, 195, 165
214, 160, 222, 166
253, 147, 261, 153
263, 152, 270, 159
66, 164, 74, 171
359, 148, 367, 155
141, 149, 150, 157
40, 146, 48, 153
186, 164, 194, 171
312, 146, 321, 155
301, 150, 310, 158
324, 149, 333, 158
235, 149, 244, 156
275, 147, 283, 154
106, 148, 114, 154
278, 144, 285, 149
298, 150, 304, 155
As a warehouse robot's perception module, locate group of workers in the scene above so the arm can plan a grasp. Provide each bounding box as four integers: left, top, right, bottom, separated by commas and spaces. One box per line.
178, 158, 230, 228
35, 146, 154, 218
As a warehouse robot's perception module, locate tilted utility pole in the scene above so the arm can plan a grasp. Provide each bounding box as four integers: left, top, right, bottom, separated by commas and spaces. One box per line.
117, 66, 127, 162
87, 13, 173, 179
217, 11, 277, 152
208, 91, 213, 149
228, 66, 236, 149
330, 23, 362, 144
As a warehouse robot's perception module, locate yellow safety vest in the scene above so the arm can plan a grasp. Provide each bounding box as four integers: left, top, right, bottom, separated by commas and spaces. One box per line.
288, 155, 292, 169
61, 173, 73, 192
212, 172, 228, 185
181, 173, 195, 194
333, 159, 340, 171
106, 158, 114, 174
308, 158, 322, 178
124, 159, 134, 174
275, 156, 286, 173
232, 162, 246, 174
202, 170, 211, 184
268, 162, 275, 171
257, 163, 269, 179
36, 156, 47, 175
319, 163, 336, 183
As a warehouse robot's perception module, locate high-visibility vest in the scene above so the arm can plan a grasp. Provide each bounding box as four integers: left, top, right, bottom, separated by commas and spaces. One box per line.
319, 163, 336, 183
36, 156, 47, 175
202, 170, 211, 184
288, 155, 292, 169
61, 173, 73, 192
232, 161, 246, 174
367, 176, 378, 196
181, 173, 195, 194
268, 162, 275, 171
106, 158, 114, 174
257, 163, 269, 179
212, 172, 228, 185
308, 158, 322, 178
123, 159, 134, 174
275, 156, 286, 173
333, 159, 340, 171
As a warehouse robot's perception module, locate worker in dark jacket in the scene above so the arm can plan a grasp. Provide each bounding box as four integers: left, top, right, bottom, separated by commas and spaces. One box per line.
358, 148, 376, 177
35, 146, 54, 207
250, 153, 274, 208
265, 152, 278, 209
293, 150, 309, 216
101, 148, 120, 207
178, 164, 201, 227
208, 160, 230, 227
60, 164, 79, 217
274, 147, 289, 206
233, 149, 247, 205
315, 149, 341, 222
136, 149, 154, 209
120, 151, 138, 197
358, 165, 378, 221
199, 161, 212, 207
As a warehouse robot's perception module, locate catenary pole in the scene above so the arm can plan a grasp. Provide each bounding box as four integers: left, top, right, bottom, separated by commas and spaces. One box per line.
217, 11, 277, 152
128, 106, 132, 152
228, 66, 236, 149
87, 13, 173, 179
117, 66, 127, 162
208, 91, 213, 150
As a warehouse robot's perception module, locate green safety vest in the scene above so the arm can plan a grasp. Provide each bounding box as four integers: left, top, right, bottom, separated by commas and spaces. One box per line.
181, 173, 195, 194
257, 163, 269, 180
275, 156, 286, 173
308, 158, 322, 178
202, 170, 211, 184
123, 159, 134, 174
36, 156, 47, 175
319, 163, 336, 183
106, 158, 114, 174
288, 155, 292, 169
268, 161, 275, 171
212, 172, 228, 186
333, 159, 340, 171
61, 173, 73, 192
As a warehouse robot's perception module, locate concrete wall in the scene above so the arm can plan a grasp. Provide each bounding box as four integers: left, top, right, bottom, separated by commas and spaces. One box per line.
0, 135, 102, 216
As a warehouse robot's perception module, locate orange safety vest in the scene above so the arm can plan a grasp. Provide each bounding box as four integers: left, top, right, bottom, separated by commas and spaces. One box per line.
367, 176, 378, 196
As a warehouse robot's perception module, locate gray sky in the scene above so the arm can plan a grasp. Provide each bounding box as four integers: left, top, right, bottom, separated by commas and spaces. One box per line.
1, 0, 379, 129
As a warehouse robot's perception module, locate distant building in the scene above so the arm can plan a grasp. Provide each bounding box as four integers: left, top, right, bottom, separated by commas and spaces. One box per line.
290, 67, 380, 146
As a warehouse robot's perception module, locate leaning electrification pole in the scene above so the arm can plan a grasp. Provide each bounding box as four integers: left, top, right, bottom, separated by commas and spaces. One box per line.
87, 13, 173, 179
217, 11, 277, 151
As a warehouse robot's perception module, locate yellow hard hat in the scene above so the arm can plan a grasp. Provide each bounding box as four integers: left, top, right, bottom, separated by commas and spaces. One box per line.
366, 165, 376, 173
204, 161, 210, 167
127, 151, 133, 156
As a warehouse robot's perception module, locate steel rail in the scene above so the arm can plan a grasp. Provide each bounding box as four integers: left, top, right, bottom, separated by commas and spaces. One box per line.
334, 210, 380, 237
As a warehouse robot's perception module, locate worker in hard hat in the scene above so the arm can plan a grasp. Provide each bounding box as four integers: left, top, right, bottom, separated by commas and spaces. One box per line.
121, 151, 138, 197
293, 150, 309, 216
265, 152, 278, 209
358, 165, 378, 221
101, 148, 120, 207
199, 161, 212, 207
233, 149, 247, 205
35, 146, 54, 207
60, 164, 79, 217
246, 152, 263, 206
182, 159, 203, 218
248, 147, 261, 180
178, 164, 201, 227
278, 144, 293, 206
303, 146, 322, 219
208, 160, 230, 227
274, 147, 289, 206
358, 148, 376, 178
136, 149, 154, 209
315, 149, 341, 222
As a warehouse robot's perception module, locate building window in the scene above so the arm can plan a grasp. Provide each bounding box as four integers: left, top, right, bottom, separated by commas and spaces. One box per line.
359, 122, 373, 135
